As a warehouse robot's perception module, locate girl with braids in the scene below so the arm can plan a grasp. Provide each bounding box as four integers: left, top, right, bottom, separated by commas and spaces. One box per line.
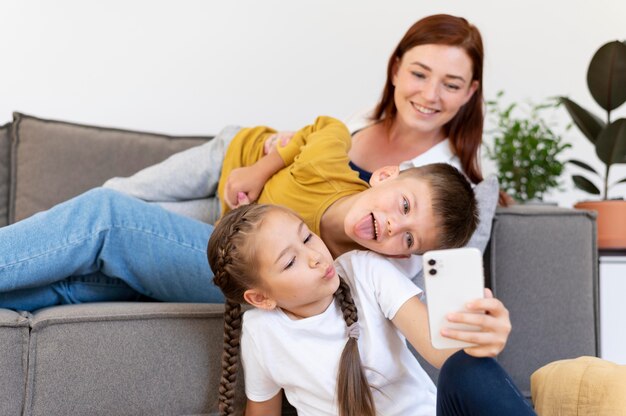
208, 204, 535, 416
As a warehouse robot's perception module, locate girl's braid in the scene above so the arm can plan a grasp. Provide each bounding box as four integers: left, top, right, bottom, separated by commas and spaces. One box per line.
333, 276, 376, 416
335, 276, 358, 326
218, 299, 242, 416
213, 221, 244, 416
208, 204, 271, 416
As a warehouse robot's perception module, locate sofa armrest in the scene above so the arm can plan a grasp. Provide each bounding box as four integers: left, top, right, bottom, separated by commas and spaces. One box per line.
486, 205, 598, 397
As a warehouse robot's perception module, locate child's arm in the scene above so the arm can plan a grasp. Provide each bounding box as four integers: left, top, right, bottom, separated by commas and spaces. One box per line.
223, 149, 285, 208
391, 288, 511, 369
245, 391, 283, 416
223, 116, 351, 208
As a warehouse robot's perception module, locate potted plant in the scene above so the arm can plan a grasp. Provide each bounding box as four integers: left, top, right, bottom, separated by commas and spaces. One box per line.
560, 40, 626, 249
485, 91, 571, 204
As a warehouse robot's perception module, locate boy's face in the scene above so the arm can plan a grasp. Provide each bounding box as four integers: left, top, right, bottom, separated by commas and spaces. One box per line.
344, 172, 439, 256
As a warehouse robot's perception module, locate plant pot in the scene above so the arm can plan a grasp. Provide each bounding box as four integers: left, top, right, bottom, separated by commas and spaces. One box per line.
574, 200, 626, 249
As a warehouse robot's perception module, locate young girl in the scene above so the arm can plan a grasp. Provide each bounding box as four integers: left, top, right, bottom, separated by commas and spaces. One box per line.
208, 204, 535, 416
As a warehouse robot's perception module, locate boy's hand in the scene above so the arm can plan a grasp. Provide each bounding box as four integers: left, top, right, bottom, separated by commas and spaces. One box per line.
263, 131, 295, 155
224, 166, 265, 208
441, 288, 511, 358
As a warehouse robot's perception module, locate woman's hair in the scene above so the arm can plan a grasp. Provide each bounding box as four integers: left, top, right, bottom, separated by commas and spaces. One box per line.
373, 14, 485, 184
400, 163, 479, 250
207, 204, 375, 416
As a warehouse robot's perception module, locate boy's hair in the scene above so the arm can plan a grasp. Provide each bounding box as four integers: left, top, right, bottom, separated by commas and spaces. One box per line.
400, 163, 479, 250
207, 204, 375, 416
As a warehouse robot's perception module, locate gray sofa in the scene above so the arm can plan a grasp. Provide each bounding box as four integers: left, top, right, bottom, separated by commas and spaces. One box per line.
0, 113, 599, 416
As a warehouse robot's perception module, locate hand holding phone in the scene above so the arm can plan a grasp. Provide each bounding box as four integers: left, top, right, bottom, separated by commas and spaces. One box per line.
423, 247, 485, 350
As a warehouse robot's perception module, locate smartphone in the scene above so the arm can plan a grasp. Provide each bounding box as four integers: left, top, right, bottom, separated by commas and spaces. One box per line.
423, 247, 485, 350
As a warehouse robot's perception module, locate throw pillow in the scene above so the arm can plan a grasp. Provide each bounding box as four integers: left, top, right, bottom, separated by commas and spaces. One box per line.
8, 112, 210, 223
531, 356, 626, 415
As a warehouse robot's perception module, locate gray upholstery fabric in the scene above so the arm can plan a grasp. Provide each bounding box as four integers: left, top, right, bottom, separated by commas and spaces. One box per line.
9, 113, 210, 223
487, 205, 598, 397
0, 309, 30, 416
25, 302, 227, 416
0, 123, 11, 227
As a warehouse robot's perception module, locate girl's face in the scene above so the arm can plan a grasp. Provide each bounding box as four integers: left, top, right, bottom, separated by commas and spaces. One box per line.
251, 210, 339, 319
392, 44, 478, 137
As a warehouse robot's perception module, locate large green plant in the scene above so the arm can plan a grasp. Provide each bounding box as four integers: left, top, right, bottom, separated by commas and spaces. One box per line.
561, 40, 626, 200
485, 91, 571, 202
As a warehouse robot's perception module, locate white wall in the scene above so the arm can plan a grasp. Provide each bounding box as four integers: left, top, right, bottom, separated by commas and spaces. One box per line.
2, 0, 625, 206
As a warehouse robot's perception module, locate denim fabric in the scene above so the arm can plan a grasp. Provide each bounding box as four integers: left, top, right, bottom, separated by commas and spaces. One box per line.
0, 188, 223, 311
437, 351, 536, 416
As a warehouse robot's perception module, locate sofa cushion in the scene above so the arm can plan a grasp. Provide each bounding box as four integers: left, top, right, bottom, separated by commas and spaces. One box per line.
0, 309, 30, 416
25, 302, 230, 416
8, 113, 211, 223
531, 356, 626, 415
487, 205, 598, 398
0, 123, 11, 227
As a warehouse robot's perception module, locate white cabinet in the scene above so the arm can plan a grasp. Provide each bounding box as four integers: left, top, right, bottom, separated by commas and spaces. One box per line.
600, 254, 626, 364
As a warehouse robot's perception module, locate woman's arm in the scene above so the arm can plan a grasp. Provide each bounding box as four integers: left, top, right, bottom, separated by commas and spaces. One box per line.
392, 288, 511, 368
245, 391, 283, 416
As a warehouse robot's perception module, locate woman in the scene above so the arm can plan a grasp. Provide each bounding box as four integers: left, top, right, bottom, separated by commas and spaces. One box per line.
346, 14, 483, 185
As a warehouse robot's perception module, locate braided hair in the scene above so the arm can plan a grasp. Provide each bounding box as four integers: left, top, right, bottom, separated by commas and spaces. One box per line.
208, 204, 274, 416
334, 277, 376, 416
208, 204, 375, 416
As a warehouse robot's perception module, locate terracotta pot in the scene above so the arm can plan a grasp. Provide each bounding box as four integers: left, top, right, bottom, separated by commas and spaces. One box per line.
575, 200, 626, 249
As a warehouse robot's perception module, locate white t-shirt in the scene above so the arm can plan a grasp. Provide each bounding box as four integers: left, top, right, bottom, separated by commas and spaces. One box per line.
241, 250, 437, 416
344, 106, 463, 173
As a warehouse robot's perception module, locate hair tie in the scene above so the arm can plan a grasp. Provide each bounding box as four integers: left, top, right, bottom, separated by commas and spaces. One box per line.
346, 322, 360, 340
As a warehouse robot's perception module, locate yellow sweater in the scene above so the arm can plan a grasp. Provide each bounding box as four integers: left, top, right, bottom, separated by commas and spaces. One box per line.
218, 116, 368, 236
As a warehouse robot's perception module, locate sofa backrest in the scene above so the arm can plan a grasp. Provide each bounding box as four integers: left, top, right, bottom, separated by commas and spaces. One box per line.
0, 123, 11, 227
5, 112, 211, 224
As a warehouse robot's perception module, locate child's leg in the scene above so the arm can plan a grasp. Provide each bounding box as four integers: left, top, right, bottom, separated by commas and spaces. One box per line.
0, 273, 149, 311
0, 188, 223, 311
437, 351, 536, 416
102, 125, 240, 213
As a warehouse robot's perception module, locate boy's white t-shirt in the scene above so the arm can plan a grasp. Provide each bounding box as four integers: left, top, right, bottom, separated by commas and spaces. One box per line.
241, 250, 437, 416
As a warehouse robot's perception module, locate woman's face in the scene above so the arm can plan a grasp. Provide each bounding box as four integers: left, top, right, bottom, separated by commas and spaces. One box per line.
392, 44, 478, 137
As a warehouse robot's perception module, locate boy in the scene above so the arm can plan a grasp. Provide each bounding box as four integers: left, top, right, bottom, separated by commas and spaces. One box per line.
218, 116, 478, 258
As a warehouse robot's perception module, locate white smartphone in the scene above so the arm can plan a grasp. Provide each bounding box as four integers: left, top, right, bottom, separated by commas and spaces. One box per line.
423, 247, 485, 350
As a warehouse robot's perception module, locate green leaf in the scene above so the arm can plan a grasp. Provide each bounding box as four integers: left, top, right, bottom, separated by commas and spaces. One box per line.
573, 175, 601, 194
596, 118, 626, 166
587, 41, 626, 112
567, 159, 599, 175
559, 97, 605, 144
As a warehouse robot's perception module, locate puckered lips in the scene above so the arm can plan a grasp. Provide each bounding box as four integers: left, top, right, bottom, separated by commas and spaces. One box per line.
353, 213, 379, 241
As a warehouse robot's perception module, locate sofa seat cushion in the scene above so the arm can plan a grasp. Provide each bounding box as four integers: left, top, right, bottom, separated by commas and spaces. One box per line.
9, 112, 210, 223
25, 302, 226, 416
531, 356, 626, 415
0, 308, 30, 416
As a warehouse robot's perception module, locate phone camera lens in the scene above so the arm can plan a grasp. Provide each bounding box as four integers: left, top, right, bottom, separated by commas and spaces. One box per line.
428, 268, 437, 276
428, 259, 436, 266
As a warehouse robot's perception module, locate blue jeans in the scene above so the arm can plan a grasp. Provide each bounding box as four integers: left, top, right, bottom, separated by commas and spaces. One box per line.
437, 351, 536, 415
0, 188, 224, 311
